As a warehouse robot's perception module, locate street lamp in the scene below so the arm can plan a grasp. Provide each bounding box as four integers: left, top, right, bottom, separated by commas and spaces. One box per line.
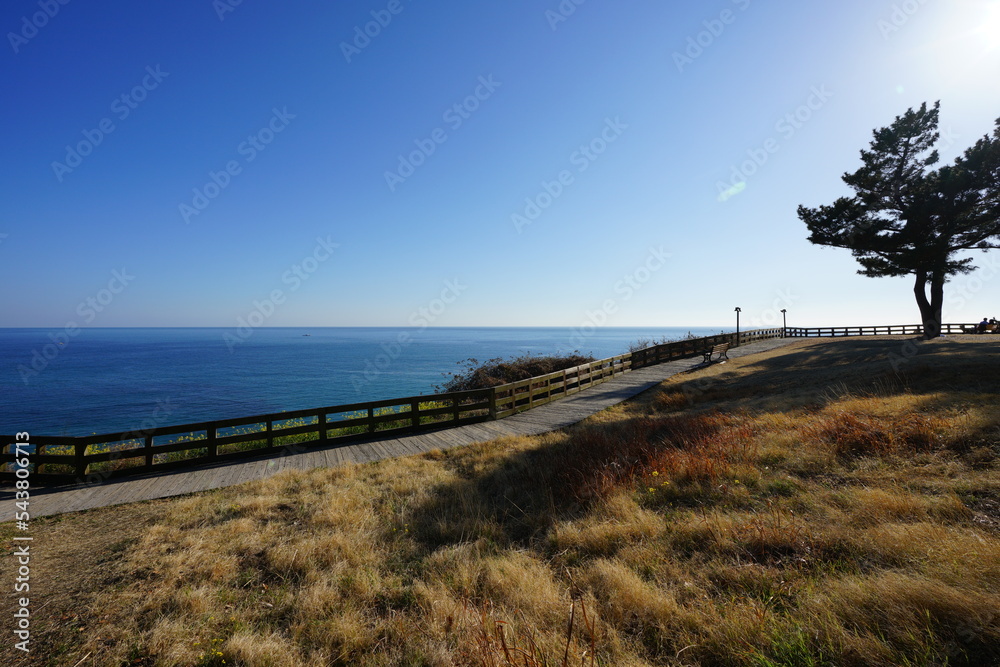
781, 309, 787, 337
735, 307, 741, 346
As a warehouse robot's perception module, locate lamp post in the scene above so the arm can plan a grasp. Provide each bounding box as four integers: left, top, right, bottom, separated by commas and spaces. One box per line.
735, 307, 741, 346
781, 309, 787, 337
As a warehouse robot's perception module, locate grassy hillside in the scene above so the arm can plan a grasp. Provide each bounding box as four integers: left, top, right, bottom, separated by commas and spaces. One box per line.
3, 337, 999, 666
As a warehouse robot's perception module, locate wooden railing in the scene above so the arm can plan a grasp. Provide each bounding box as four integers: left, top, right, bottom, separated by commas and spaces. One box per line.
3, 323, 979, 484
494, 354, 633, 418
0, 389, 494, 485
784, 323, 979, 337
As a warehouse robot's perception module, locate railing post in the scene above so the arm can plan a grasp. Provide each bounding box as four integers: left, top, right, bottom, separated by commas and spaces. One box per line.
318, 411, 327, 443
411, 399, 421, 428
488, 388, 498, 420
144, 434, 154, 468
75, 440, 87, 479
206, 422, 218, 459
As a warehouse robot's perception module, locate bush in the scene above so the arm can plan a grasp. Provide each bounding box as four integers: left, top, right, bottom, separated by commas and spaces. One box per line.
438, 352, 596, 392
628, 331, 710, 353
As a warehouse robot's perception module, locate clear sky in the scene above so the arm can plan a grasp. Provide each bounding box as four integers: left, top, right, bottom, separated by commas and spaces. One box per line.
2, 0, 999, 330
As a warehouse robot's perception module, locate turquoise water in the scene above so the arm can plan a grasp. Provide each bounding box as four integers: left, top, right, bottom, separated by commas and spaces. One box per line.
0, 327, 724, 436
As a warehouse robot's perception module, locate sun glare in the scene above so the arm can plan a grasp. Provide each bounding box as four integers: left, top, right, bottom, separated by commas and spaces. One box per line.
971, 3, 1000, 53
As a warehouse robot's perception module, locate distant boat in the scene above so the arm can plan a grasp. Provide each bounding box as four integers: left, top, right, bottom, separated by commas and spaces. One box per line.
303, 334, 311, 336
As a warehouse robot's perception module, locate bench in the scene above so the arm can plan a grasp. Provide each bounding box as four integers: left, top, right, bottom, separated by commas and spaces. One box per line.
963, 323, 999, 334
703, 342, 731, 364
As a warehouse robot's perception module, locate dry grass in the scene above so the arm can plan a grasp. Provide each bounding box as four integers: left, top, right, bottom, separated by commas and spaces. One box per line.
2, 336, 1000, 666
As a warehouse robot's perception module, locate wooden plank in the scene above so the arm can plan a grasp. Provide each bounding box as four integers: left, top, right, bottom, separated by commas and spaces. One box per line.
323, 447, 347, 468
217, 458, 254, 489
106, 472, 168, 506
195, 462, 230, 490
393, 433, 427, 453
459, 424, 501, 442
368, 440, 397, 461
476, 421, 519, 438
367, 438, 399, 460
332, 445, 359, 465
435, 428, 477, 449
385, 437, 424, 457
56, 483, 117, 515
242, 457, 275, 484
349, 442, 378, 463
110, 477, 161, 503
419, 433, 452, 452
82, 478, 136, 509
217, 460, 256, 488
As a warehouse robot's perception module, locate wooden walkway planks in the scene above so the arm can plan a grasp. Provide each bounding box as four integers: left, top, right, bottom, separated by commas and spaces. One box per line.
0, 338, 797, 521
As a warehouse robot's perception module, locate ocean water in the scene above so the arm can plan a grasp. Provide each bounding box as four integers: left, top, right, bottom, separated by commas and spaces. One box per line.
0, 327, 724, 436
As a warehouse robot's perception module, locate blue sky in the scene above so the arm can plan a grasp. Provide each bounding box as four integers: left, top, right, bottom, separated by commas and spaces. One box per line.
2, 0, 999, 330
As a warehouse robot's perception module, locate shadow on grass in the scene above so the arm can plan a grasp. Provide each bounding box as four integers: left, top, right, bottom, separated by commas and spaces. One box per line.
405, 337, 1000, 553
670, 338, 1000, 411
405, 413, 734, 552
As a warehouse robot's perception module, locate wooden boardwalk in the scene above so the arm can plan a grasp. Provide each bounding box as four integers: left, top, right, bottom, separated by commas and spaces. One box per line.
1, 338, 796, 521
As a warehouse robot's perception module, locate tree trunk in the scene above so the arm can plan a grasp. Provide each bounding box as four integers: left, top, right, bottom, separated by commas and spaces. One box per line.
928, 271, 945, 339
913, 270, 943, 339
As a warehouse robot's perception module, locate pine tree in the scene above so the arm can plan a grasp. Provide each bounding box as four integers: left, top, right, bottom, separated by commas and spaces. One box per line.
798, 102, 1000, 338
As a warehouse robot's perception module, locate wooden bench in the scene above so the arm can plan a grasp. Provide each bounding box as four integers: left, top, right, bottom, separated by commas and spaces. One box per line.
703, 342, 730, 363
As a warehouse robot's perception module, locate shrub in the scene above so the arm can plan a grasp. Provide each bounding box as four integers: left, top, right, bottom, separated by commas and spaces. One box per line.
438, 352, 595, 392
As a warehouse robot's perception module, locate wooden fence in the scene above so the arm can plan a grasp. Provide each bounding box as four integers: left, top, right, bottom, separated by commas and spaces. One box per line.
784, 323, 980, 337
1, 323, 979, 484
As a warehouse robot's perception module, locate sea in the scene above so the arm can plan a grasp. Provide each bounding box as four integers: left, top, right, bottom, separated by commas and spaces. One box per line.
0, 327, 725, 437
